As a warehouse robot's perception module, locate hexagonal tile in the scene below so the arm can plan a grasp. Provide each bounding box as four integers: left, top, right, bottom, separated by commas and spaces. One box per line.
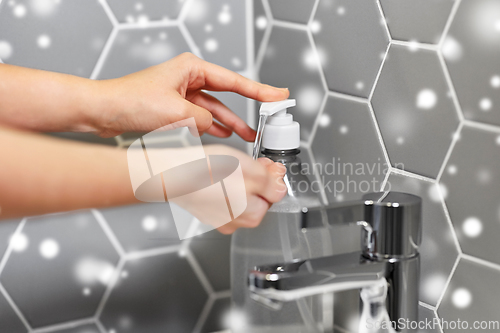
99, 203, 181, 253
0, 212, 120, 328
100, 252, 208, 333
380, 0, 455, 44
46, 323, 100, 333
107, 0, 184, 23
312, 0, 389, 97
440, 126, 500, 265
438, 258, 500, 330
443, 0, 500, 126
311, 95, 387, 203
371, 44, 460, 178
384, 173, 459, 306
184, 0, 247, 71
97, 26, 190, 79
259, 26, 325, 142
253, 0, 269, 57
0, 0, 112, 76
268, 0, 315, 24
0, 219, 21, 261
0, 289, 27, 333
418, 305, 440, 333
200, 297, 230, 333
200, 91, 250, 152
189, 229, 231, 292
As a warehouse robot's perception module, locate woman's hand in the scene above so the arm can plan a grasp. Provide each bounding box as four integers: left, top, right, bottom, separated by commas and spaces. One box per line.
153, 144, 287, 234
93, 52, 289, 139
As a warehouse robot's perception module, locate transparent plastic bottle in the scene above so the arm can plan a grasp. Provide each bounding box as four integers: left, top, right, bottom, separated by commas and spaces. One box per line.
231, 147, 333, 333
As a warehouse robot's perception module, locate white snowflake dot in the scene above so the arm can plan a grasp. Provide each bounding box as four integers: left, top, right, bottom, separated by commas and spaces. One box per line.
37, 34, 51, 49
39, 239, 59, 259
479, 98, 492, 111
205, 39, 218, 52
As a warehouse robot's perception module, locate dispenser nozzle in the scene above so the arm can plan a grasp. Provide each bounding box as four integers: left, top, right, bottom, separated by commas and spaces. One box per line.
259, 99, 296, 116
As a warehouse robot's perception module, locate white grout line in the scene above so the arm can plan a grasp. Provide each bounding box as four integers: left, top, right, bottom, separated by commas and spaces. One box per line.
437, 51, 464, 122
246, 0, 255, 77
94, 257, 126, 318
308, 91, 329, 148
92, 209, 126, 257
178, 0, 193, 22
95, 319, 108, 333
0, 283, 32, 331
185, 248, 214, 295
462, 119, 500, 133
0, 218, 27, 276
376, 0, 392, 42
117, 19, 179, 30
261, 0, 272, 20
390, 168, 436, 183
272, 19, 308, 31
419, 301, 436, 311
31, 317, 95, 333
461, 253, 500, 273
435, 254, 461, 310
99, 0, 119, 27
328, 90, 369, 105
90, 27, 118, 80
214, 289, 231, 299
367, 102, 392, 172
125, 244, 181, 261
306, 28, 329, 93
438, 0, 462, 48
368, 42, 391, 102
178, 21, 203, 59
391, 39, 439, 51
308, 0, 320, 26
254, 18, 272, 75
192, 295, 215, 333
379, 166, 392, 191
435, 122, 463, 183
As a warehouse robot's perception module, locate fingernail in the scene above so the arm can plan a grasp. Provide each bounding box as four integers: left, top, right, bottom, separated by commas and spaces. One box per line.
277, 183, 287, 192
275, 163, 286, 173
280, 87, 289, 91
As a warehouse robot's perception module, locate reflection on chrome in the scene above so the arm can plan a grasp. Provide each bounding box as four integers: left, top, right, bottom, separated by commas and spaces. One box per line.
249, 191, 422, 333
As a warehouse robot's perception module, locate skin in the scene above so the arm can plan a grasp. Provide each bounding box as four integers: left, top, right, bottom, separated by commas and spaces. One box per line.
0, 52, 289, 234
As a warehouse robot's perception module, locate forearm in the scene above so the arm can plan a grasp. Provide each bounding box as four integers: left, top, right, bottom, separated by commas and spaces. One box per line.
0, 63, 109, 133
0, 125, 138, 219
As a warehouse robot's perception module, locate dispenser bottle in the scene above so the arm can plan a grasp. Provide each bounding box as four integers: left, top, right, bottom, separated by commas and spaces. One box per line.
231, 100, 332, 332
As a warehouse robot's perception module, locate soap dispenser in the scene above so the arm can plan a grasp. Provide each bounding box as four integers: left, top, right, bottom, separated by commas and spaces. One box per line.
253, 99, 319, 212
231, 99, 332, 332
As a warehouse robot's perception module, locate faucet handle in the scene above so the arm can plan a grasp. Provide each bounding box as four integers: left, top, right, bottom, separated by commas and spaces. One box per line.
301, 191, 422, 259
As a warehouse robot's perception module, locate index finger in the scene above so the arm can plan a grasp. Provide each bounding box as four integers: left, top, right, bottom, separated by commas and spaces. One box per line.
196, 60, 290, 102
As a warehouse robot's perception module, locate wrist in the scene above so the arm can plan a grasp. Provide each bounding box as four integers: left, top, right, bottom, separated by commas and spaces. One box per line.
84, 78, 124, 138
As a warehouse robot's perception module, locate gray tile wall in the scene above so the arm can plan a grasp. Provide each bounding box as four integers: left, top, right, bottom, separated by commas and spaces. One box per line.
2, 0, 500, 332
0, 0, 252, 332
254, 0, 500, 332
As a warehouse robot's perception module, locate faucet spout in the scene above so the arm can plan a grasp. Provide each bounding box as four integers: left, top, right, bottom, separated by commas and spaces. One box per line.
249, 251, 387, 302
247, 192, 422, 332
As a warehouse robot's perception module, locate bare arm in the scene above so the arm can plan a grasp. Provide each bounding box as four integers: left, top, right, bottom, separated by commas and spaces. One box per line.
0, 53, 289, 138
0, 64, 104, 133
0, 125, 136, 218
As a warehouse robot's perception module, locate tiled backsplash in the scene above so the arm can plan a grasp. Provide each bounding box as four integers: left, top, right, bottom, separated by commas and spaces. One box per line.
0, 0, 251, 332
255, 0, 500, 332
1, 0, 499, 332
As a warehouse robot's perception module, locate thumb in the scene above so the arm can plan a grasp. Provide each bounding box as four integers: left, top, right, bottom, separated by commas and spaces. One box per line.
182, 100, 213, 133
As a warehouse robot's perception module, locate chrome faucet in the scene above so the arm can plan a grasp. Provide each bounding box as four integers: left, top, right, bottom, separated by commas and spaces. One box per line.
248, 191, 422, 333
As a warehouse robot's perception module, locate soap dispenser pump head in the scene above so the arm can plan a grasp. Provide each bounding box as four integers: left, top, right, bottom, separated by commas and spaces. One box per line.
259, 99, 300, 151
